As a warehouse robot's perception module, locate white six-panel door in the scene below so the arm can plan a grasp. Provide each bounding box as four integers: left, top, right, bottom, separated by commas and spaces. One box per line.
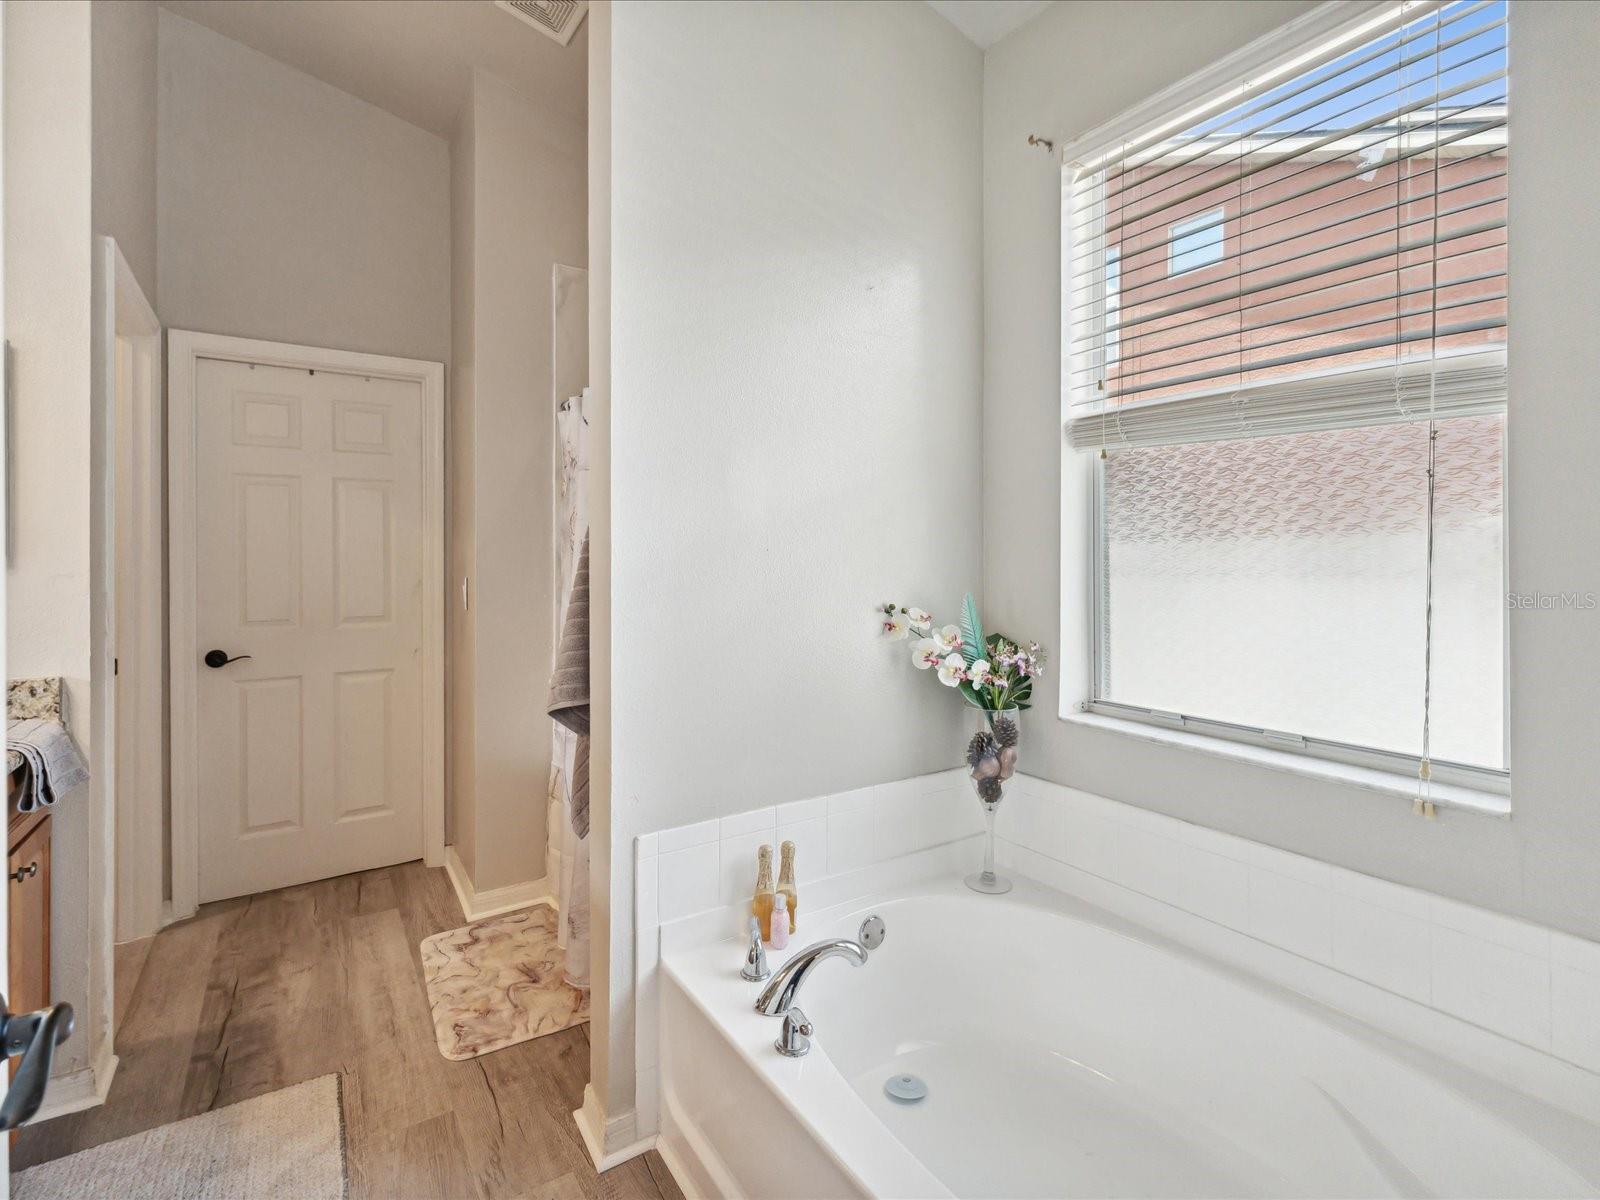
192, 357, 428, 902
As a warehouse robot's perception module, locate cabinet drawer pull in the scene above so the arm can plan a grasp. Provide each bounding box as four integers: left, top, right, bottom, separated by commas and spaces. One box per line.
9, 862, 38, 884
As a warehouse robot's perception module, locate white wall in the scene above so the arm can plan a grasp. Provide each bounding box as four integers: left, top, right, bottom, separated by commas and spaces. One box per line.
448, 69, 587, 895
156, 9, 450, 365
1502, 0, 1600, 941
983, 0, 1600, 941
586, 0, 615, 1117
596, 0, 983, 1140
4, 0, 112, 1085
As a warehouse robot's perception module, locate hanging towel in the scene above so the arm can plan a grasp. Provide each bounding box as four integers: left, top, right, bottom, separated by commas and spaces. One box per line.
547, 534, 590, 837
7, 717, 89, 812
547, 533, 590, 737
568, 738, 590, 841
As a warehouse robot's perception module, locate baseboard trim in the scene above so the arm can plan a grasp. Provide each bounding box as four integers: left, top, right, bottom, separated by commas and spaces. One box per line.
573, 1083, 655, 1172
161, 897, 197, 929
34, 1042, 118, 1124
443, 845, 553, 921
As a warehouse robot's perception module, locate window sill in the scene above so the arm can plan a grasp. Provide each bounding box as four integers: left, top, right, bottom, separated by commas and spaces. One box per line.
1059, 709, 1512, 820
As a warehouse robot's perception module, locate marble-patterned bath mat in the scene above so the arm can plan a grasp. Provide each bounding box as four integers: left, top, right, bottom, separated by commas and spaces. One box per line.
420, 903, 588, 1061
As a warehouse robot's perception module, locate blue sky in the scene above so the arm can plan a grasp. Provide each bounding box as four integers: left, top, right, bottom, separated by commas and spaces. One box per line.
1198, 1, 1506, 144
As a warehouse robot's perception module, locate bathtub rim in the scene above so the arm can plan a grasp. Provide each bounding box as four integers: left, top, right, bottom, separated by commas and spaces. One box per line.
658, 864, 1600, 1199
658, 888, 956, 1200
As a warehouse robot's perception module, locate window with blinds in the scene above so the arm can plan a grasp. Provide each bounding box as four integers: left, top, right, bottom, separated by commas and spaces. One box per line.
1065, 0, 1508, 783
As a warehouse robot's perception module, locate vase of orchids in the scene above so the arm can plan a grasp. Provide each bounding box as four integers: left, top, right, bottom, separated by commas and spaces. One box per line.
881, 595, 1044, 895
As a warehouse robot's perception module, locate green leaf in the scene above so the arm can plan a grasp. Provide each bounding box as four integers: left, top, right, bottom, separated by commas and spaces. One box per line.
957, 681, 984, 709
959, 593, 985, 667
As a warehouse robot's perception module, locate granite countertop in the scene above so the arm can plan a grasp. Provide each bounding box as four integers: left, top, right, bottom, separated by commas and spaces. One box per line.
8, 677, 64, 774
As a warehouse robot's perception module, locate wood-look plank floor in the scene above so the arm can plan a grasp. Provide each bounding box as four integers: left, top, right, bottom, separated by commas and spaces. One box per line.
15, 862, 684, 1200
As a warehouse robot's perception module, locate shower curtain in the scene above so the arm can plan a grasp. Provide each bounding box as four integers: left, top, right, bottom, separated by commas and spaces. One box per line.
550, 388, 590, 988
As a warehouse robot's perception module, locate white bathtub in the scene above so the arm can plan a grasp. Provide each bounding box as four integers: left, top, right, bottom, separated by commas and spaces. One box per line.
657, 876, 1600, 1199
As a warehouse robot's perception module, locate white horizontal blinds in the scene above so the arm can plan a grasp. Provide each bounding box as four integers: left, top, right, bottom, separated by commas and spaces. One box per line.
1066, 0, 1508, 449
1068, 350, 1503, 449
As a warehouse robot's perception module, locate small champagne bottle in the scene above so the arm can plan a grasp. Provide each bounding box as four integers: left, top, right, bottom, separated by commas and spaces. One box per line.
777, 839, 799, 934
752, 844, 776, 943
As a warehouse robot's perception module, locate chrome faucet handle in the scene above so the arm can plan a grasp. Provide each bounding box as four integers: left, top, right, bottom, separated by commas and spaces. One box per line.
775, 1006, 813, 1057
858, 914, 886, 951
740, 917, 771, 982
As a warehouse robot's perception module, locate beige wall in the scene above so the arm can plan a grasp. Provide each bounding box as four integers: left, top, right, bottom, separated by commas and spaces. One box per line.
93, 0, 163, 945
448, 70, 587, 895
92, 0, 158, 305
596, 0, 983, 1134
156, 9, 450, 365
157, 5, 460, 858
95, 5, 582, 908
5, 0, 113, 1085
447, 96, 478, 870
983, 0, 1600, 941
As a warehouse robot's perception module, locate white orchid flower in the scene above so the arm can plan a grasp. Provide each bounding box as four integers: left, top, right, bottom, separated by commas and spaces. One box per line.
969, 659, 992, 687
882, 611, 910, 641
936, 654, 966, 688
911, 637, 942, 669
906, 607, 933, 634
932, 624, 961, 654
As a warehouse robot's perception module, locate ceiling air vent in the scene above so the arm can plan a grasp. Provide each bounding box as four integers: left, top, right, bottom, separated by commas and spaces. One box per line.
495, 0, 588, 46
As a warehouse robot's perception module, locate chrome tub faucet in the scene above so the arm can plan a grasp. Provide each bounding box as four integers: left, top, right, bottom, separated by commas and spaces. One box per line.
740, 917, 771, 982
754, 915, 885, 1057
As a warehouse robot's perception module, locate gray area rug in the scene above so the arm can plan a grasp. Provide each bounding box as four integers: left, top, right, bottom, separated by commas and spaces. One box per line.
14, 1074, 346, 1199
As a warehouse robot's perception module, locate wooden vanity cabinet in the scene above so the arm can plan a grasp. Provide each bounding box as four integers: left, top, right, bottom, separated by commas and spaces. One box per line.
8, 801, 52, 1032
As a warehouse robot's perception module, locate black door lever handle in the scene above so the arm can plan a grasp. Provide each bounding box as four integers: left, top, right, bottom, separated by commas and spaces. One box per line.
204, 650, 253, 669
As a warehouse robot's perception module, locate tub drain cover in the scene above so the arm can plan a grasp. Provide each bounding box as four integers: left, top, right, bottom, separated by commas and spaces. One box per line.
884, 1073, 928, 1103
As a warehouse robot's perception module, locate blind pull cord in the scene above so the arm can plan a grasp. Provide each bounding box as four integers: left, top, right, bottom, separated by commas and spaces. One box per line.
1416, 15, 1447, 821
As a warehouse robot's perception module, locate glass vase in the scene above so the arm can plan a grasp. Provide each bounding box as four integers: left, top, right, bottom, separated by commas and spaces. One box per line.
964, 707, 1019, 895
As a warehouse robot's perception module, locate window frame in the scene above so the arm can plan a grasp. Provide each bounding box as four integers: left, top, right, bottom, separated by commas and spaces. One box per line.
1084, 457, 1509, 797
1166, 207, 1227, 276
1061, 0, 1512, 800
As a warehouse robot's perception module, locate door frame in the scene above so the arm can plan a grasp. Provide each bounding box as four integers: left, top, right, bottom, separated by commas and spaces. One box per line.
167, 330, 445, 920
104, 238, 164, 943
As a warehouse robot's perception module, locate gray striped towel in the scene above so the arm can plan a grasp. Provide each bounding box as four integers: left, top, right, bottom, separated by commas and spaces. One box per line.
548, 533, 590, 838
7, 718, 90, 812
547, 533, 590, 737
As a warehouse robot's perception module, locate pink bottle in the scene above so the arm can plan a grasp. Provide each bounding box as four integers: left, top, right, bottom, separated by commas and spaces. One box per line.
769, 892, 791, 950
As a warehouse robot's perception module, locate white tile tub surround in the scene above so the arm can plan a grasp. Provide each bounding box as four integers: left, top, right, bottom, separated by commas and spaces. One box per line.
1553, 933, 1600, 1073
631, 768, 975, 1137
634, 769, 1600, 1145
994, 774, 1600, 1079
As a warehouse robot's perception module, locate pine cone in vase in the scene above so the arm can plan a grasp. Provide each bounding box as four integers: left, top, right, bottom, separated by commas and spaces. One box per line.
992, 717, 1019, 748
966, 731, 999, 777
976, 776, 1004, 804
